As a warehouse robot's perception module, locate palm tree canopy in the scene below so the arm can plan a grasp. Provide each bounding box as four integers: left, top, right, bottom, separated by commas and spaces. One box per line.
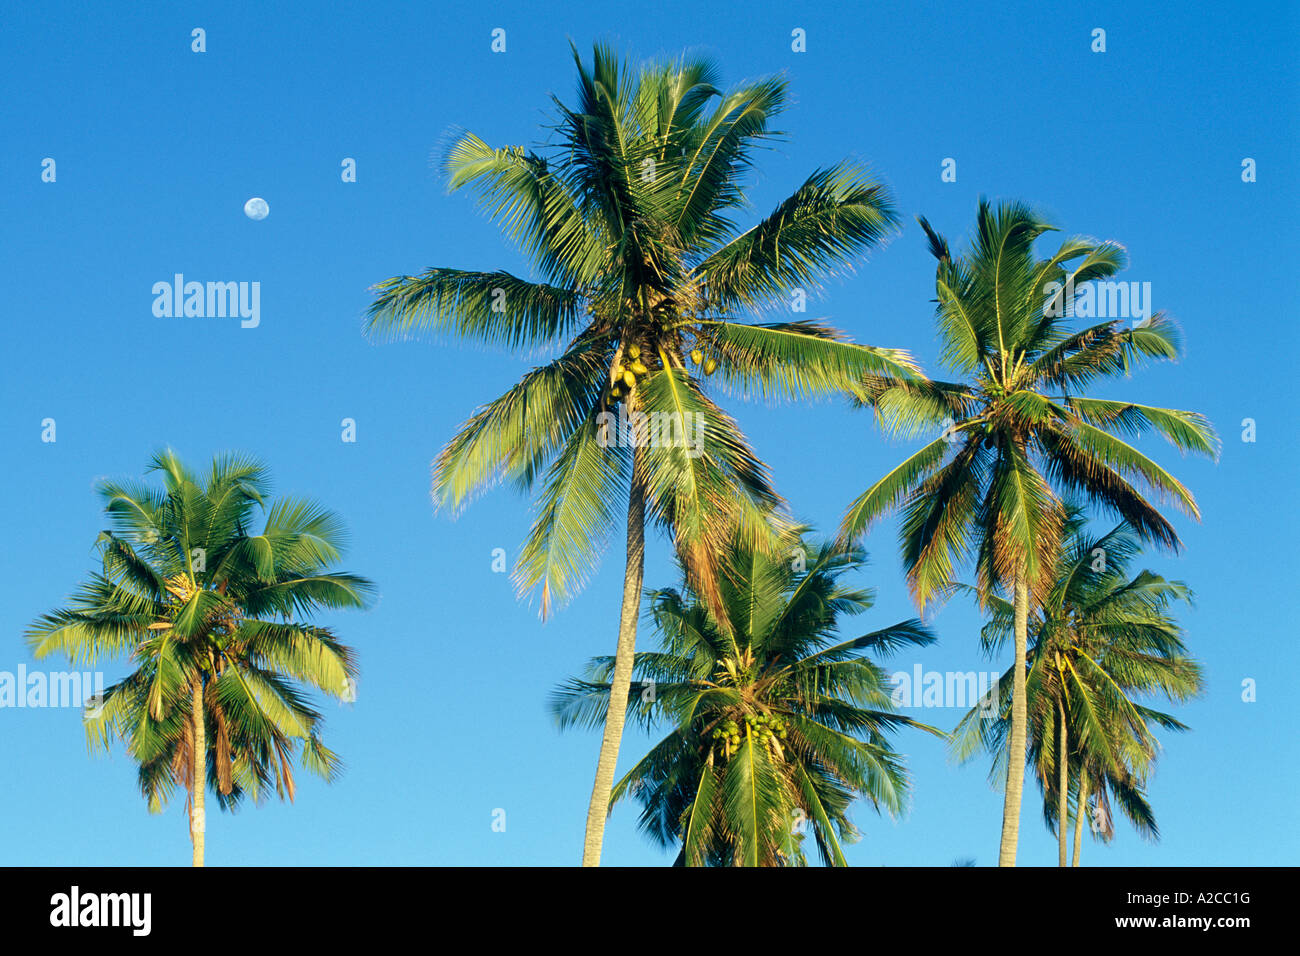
949, 506, 1204, 842
26, 449, 376, 813
841, 199, 1219, 608
551, 531, 943, 866
366, 44, 922, 615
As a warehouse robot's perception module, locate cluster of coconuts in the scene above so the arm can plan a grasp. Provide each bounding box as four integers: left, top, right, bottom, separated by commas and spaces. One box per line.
689, 347, 718, 376
608, 342, 721, 403
710, 712, 789, 756
608, 343, 651, 402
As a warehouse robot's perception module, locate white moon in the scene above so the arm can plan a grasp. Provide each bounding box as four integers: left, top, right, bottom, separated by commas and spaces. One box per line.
243, 197, 269, 220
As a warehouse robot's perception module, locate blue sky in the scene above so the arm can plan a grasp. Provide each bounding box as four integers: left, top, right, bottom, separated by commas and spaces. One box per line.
1, 0, 1296, 866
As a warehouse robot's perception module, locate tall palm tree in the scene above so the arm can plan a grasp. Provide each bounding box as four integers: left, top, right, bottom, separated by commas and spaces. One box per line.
839, 199, 1218, 864
366, 44, 921, 865
551, 532, 941, 866
950, 508, 1204, 865
26, 450, 374, 866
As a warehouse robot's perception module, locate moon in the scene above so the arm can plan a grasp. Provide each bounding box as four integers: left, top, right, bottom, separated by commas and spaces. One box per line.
243, 197, 269, 221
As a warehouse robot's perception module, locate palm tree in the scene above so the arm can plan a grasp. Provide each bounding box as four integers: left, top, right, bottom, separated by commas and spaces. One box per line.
950, 508, 1204, 865
26, 450, 375, 866
366, 44, 921, 865
551, 532, 941, 865
839, 199, 1218, 864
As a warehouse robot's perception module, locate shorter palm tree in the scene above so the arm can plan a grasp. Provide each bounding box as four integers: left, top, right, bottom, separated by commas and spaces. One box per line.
552, 532, 941, 866
26, 450, 375, 865
950, 508, 1203, 865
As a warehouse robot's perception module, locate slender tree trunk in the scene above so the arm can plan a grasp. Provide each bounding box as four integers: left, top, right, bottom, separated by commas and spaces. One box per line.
190, 677, 206, 868
581, 461, 645, 867
997, 574, 1030, 867
1071, 773, 1089, 867
1057, 697, 1068, 867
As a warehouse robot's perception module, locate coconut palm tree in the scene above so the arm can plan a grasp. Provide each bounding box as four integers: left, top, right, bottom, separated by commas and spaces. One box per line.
949, 508, 1203, 865
26, 450, 375, 866
551, 532, 941, 865
838, 199, 1218, 865
366, 44, 921, 865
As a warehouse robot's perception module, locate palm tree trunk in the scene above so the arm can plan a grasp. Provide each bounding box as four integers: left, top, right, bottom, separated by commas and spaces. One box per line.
1057, 697, 1068, 867
997, 574, 1030, 866
581, 461, 646, 866
1071, 773, 1089, 867
190, 677, 206, 868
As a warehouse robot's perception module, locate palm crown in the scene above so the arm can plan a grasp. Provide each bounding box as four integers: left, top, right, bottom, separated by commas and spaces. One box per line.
842, 199, 1219, 604
552, 533, 940, 866
26, 450, 374, 864
366, 44, 920, 613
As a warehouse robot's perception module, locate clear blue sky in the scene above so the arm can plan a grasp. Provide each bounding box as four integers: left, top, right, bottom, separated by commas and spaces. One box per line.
1, 0, 1295, 866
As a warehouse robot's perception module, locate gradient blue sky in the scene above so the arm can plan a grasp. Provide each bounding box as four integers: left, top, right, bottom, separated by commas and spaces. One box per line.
1, 0, 1296, 866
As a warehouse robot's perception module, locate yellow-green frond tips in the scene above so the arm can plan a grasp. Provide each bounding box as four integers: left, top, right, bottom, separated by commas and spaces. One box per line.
365, 269, 584, 349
